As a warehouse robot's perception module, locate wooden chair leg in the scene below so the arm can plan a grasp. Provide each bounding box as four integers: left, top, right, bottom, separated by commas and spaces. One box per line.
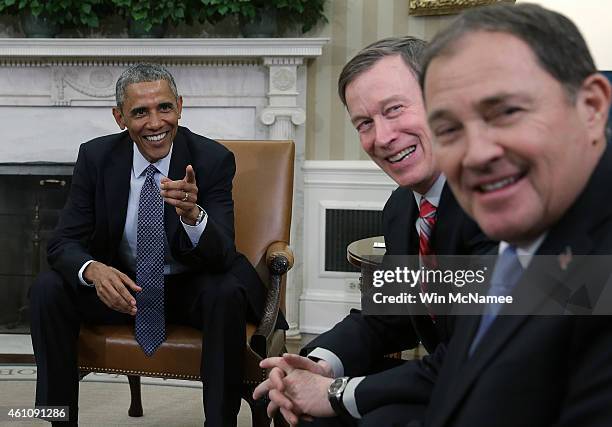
243, 386, 271, 427
127, 375, 143, 417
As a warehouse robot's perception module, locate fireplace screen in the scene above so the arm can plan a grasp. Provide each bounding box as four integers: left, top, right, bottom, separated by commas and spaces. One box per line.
0, 173, 71, 333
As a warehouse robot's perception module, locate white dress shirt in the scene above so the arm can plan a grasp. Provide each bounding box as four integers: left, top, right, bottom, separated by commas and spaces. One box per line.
78, 143, 208, 286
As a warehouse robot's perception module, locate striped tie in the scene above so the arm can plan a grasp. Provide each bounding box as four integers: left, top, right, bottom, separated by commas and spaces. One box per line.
418, 197, 437, 266
418, 197, 437, 318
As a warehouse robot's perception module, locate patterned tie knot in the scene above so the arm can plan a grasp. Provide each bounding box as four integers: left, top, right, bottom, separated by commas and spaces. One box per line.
418, 197, 437, 259
490, 245, 524, 297
145, 164, 157, 180
419, 197, 437, 220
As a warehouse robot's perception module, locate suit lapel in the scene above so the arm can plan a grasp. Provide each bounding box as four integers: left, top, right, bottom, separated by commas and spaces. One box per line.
431, 147, 612, 427
105, 133, 132, 254
164, 131, 190, 252
431, 184, 455, 252
430, 262, 568, 427
386, 186, 418, 255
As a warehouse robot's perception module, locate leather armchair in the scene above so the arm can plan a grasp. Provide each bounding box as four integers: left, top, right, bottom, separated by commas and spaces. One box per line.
78, 140, 295, 426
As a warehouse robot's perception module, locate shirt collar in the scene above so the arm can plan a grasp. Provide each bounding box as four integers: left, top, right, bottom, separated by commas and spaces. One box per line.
412, 174, 446, 208
498, 234, 547, 269
132, 143, 173, 178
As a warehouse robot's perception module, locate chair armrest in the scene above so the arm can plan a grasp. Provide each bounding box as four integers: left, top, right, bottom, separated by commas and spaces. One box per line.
250, 242, 294, 358
266, 241, 294, 274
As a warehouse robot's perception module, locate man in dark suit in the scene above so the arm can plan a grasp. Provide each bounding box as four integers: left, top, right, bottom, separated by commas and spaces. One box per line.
29, 63, 271, 426
254, 37, 494, 425
415, 3, 612, 426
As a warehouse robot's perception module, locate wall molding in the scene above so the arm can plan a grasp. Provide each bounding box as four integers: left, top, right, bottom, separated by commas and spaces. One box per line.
301, 160, 397, 334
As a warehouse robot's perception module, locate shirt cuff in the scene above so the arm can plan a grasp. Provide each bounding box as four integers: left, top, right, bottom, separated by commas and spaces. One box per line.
78, 260, 96, 287
307, 347, 344, 378
180, 205, 208, 247
343, 376, 366, 419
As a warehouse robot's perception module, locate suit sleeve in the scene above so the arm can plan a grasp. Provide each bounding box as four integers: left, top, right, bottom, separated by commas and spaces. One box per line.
555, 317, 612, 426
353, 342, 447, 416
47, 144, 96, 290
301, 310, 420, 376
171, 149, 237, 272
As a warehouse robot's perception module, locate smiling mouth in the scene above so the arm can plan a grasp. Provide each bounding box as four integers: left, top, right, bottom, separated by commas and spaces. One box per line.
144, 132, 168, 142
477, 173, 525, 193
388, 146, 416, 163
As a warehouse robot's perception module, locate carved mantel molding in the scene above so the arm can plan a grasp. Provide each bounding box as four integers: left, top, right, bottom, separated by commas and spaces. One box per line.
0, 38, 327, 140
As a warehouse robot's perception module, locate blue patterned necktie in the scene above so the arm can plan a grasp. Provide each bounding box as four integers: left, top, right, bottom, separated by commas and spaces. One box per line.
135, 164, 166, 356
469, 245, 524, 355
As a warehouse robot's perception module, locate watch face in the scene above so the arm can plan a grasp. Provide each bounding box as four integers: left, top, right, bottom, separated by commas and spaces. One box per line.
329, 381, 341, 394
329, 378, 345, 394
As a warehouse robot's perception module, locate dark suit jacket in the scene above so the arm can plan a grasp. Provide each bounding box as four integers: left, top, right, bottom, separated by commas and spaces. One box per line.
302, 182, 495, 415
47, 126, 267, 320
414, 146, 612, 427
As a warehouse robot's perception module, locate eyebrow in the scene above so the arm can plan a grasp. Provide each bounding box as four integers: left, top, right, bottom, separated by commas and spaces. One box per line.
129, 106, 147, 116
349, 95, 408, 124
128, 102, 175, 116
428, 92, 528, 122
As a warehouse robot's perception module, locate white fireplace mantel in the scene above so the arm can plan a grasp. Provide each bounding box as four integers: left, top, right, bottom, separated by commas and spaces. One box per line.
1, 37, 328, 337
0, 38, 328, 163
0, 38, 328, 60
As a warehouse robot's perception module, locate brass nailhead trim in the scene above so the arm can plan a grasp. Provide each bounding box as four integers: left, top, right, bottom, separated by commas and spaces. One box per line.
79, 366, 266, 385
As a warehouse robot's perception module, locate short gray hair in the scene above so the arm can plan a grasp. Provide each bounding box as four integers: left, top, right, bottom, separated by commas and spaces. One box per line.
420, 3, 596, 102
115, 63, 179, 108
338, 36, 426, 107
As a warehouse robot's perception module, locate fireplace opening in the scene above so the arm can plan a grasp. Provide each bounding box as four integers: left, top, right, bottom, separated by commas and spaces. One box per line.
0, 167, 72, 334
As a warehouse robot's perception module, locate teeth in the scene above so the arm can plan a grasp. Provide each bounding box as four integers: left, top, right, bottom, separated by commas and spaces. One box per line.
480, 176, 518, 192
145, 132, 167, 142
388, 146, 416, 163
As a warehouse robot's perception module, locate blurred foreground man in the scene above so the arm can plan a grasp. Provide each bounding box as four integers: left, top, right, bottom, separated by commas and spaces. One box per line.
418, 3, 612, 426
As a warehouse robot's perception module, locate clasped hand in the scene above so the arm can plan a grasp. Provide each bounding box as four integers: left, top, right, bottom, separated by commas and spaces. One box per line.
253, 354, 336, 425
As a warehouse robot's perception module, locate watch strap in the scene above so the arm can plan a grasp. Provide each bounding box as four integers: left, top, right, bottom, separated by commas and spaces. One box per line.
328, 377, 352, 418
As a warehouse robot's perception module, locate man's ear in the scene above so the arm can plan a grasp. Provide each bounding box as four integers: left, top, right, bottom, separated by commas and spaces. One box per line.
112, 106, 126, 130
176, 95, 183, 120
578, 73, 611, 142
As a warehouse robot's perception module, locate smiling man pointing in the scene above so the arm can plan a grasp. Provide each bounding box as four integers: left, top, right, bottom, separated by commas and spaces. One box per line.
29, 63, 277, 427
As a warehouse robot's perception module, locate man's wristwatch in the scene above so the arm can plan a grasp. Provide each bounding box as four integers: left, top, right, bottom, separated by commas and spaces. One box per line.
194, 205, 205, 226
328, 376, 351, 417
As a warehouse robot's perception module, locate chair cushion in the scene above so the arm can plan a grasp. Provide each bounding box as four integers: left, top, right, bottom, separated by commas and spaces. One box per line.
78, 323, 257, 381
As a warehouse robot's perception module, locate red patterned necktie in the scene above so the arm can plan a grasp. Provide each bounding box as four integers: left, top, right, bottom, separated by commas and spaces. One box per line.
418, 197, 437, 318
418, 197, 438, 265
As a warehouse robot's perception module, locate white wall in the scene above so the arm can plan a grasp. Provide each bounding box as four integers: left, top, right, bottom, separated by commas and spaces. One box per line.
518, 0, 612, 69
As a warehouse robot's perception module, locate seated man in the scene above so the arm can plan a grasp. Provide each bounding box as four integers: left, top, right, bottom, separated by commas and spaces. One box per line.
414, 3, 612, 426
29, 63, 282, 427
255, 37, 495, 425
